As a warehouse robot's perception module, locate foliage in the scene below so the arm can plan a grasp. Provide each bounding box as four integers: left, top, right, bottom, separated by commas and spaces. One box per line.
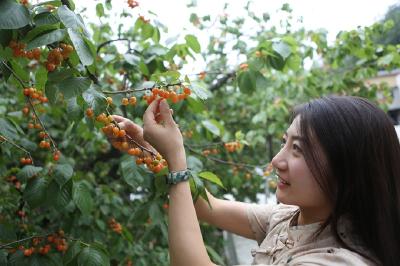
0, 0, 399, 265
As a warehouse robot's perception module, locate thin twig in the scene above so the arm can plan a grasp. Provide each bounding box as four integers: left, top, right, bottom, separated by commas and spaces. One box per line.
1, 61, 29, 87
102, 82, 183, 95
0, 234, 48, 249
0, 135, 34, 163
185, 144, 268, 169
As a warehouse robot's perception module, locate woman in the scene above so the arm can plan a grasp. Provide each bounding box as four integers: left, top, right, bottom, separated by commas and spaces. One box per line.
111, 96, 400, 265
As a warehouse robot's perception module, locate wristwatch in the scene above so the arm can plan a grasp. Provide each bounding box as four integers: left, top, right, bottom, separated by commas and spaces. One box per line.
166, 169, 191, 185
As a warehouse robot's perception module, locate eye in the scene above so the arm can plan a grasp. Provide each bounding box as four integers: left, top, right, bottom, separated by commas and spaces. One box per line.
280, 138, 286, 148
293, 143, 302, 153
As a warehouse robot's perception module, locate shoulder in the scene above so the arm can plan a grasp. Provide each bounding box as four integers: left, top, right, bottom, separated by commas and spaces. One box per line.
288, 247, 378, 266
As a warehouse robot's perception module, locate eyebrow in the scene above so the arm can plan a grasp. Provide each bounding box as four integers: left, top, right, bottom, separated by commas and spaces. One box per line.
284, 132, 304, 141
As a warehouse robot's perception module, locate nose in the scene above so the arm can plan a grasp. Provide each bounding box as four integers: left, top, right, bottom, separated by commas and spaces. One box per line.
271, 147, 288, 171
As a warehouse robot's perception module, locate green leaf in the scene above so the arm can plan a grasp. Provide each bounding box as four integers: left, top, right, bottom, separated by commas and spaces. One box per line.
82, 85, 106, 114
23, 177, 49, 209
120, 156, 144, 190
10, 59, 29, 83
64, 241, 82, 265
0, 223, 17, 242
191, 81, 210, 100
54, 163, 74, 187
23, 23, 60, 44
35, 66, 48, 91
198, 171, 225, 189
0, 0, 30, 29
149, 203, 163, 224
272, 41, 291, 60
27, 29, 66, 50
152, 27, 160, 43
123, 53, 140, 65
73, 180, 94, 215
187, 155, 203, 172
34, 12, 60, 26
66, 97, 83, 120
16, 166, 43, 183
58, 77, 92, 99
77, 244, 109, 266
58, 5, 88, 35
0, 118, 19, 140
268, 51, 285, 70
185, 34, 201, 53
237, 70, 256, 94
202, 120, 220, 136
96, 3, 104, 17
68, 28, 94, 66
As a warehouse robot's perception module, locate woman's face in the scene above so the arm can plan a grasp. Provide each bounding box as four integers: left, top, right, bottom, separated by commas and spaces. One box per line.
271, 116, 331, 212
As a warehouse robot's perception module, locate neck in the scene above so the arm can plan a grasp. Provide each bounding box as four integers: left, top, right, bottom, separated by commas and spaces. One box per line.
297, 207, 330, 225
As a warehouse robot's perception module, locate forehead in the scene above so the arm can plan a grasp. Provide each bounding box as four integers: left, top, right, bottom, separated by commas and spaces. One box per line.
286, 116, 301, 136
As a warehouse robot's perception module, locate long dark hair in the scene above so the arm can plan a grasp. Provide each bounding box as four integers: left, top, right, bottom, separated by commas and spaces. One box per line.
292, 96, 400, 265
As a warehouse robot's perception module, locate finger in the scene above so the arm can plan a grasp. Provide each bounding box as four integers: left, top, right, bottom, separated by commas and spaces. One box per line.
170, 109, 174, 115
143, 98, 162, 125
118, 121, 142, 137
112, 115, 127, 123
159, 99, 175, 125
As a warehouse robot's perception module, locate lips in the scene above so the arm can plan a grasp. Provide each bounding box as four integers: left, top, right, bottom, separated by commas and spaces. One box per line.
276, 173, 290, 185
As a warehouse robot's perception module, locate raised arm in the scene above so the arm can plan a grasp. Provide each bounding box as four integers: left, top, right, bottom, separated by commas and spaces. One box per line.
143, 99, 215, 266
195, 190, 255, 240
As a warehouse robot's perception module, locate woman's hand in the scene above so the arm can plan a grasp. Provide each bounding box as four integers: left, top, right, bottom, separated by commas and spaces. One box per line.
143, 98, 186, 171
106, 115, 155, 154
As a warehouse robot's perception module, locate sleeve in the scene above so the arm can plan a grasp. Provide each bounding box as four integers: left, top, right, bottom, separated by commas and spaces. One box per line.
246, 203, 276, 246
287, 248, 376, 266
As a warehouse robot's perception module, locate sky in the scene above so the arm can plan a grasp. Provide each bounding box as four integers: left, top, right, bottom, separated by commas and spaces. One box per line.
68, 0, 400, 73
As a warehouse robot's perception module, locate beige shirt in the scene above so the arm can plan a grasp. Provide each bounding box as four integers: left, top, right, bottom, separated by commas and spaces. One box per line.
240, 203, 377, 265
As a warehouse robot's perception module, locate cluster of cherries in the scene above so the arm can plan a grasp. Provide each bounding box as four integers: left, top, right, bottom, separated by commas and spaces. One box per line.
45, 44, 74, 72
108, 218, 123, 234
201, 148, 219, 156
8, 230, 68, 256
22, 87, 61, 161
142, 85, 191, 105
9, 40, 41, 60
127, 0, 139, 8
92, 112, 167, 174
224, 141, 242, 152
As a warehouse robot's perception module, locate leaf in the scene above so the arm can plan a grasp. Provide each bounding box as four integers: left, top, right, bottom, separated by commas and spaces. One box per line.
268, 51, 285, 70
149, 203, 163, 224
82, 85, 107, 114
73, 180, 94, 215
54, 163, 74, 187
202, 120, 220, 136
123, 53, 140, 65
0, 117, 19, 140
272, 41, 291, 60
0, 223, 17, 242
120, 156, 144, 190
63, 241, 82, 265
58, 77, 92, 99
237, 70, 256, 94
16, 166, 43, 183
198, 171, 225, 189
68, 28, 94, 66
185, 34, 201, 53
27, 29, 66, 50
10, 59, 29, 83
187, 156, 203, 172
23, 23, 60, 44
58, 5, 89, 36
34, 12, 60, 26
0, 0, 30, 29
190, 81, 210, 100
77, 244, 109, 266
35, 66, 48, 91
96, 3, 104, 17
23, 177, 49, 209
